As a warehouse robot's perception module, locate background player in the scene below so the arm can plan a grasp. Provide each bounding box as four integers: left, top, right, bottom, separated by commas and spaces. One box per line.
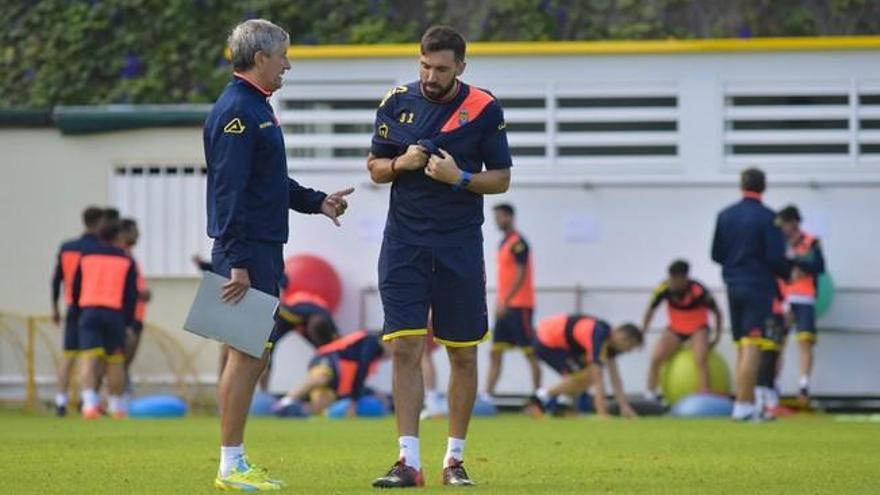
529, 313, 642, 418
777, 205, 826, 404
367, 25, 512, 488
711, 168, 789, 421
272, 329, 390, 417
119, 218, 150, 399
642, 259, 723, 402
485, 203, 541, 400
50, 206, 103, 416
72, 220, 138, 419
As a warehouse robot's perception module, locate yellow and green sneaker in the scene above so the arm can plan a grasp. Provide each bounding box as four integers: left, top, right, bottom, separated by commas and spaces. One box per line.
214, 456, 285, 491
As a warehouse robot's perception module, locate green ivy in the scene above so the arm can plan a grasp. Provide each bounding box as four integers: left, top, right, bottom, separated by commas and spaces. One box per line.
2, 0, 878, 106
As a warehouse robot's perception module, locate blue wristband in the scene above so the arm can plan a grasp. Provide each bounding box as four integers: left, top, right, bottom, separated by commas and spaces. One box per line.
453, 171, 472, 191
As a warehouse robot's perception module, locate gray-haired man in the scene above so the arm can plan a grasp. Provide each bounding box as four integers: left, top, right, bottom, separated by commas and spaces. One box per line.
205, 19, 353, 490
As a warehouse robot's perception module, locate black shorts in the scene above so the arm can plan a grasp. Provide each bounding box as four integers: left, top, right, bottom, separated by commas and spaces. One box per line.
492, 307, 535, 350
791, 303, 817, 343
63, 307, 80, 354
378, 236, 488, 347
78, 308, 126, 363
727, 285, 773, 346
533, 340, 586, 375
667, 326, 708, 343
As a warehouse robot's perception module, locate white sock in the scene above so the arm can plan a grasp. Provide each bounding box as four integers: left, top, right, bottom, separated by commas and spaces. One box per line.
81, 389, 99, 410
799, 375, 809, 389
277, 396, 296, 408
732, 401, 755, 420
219, 444, 244, 477
766, 388, 780, 409
398, 436, 421, 470
644, 390, 658, 401
755, 385, 768, 411
444, 437, 466, 467
535, 388, 551, 403
108, 395, 124, 414
55, 393, 68, 407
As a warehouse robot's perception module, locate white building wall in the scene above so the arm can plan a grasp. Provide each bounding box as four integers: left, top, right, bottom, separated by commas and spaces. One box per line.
1, 46, 878, 399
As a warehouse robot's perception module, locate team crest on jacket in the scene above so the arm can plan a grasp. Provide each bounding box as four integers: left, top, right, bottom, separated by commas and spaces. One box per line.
458, 109, 469, 125
223, 118, 246, 134
377, 123, 389, 139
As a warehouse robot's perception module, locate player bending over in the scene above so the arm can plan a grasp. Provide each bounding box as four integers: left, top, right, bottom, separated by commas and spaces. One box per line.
528, 313, 642, 418
272, 328, 390, 417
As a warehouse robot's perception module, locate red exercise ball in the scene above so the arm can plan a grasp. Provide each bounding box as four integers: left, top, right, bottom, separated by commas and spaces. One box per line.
282, 254, 342, 313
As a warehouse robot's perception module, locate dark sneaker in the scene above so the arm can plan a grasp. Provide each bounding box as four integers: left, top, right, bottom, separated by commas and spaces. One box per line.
372, 459, 424, 488
442, 459, 474, 487
798, 387, 810, 407
524, 395, 545, 418
56, 404, 67, 417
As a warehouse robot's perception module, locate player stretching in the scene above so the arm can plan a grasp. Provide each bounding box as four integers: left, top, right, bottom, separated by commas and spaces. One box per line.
273, 329, 390, 417
643, 260, 723, 402
528, 314, 642, 418
367, 26, 512, 488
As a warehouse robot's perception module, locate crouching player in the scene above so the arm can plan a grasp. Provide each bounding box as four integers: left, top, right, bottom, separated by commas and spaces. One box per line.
273, 329, 390, 417
643, 260, 723, 402
72, 221, 138, 419
528, 314, 642, 418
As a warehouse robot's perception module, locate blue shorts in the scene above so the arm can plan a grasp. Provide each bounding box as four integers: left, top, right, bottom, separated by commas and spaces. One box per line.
533, 341, 586, 375
378, 236, 488, 347
727, 285, 773, 346
492, 307, 535, 350
791, 303, 817, 343
63, 307, 80, 354
212, 240, 284, 347
78, 308, 126, 362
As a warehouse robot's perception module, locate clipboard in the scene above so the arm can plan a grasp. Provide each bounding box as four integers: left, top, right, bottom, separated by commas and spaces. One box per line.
183, 271, 278, 358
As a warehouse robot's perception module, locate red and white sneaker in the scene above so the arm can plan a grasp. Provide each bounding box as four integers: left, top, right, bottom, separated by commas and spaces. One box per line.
372, 458, 425, 488
442, 459, 475, 487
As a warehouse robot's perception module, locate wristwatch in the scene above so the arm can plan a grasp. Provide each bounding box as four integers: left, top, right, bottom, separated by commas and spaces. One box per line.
452, 170, 472, 191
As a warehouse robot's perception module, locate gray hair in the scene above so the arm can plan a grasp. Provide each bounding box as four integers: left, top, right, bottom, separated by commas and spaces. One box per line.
228, 19, 290, 72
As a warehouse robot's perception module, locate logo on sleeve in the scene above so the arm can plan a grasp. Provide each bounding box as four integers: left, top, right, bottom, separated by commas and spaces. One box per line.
223, 118, 246, 134
498, 121, 507, 130
458, 109, 469, 125
377, 123, 389, 139
513, 242, 525, 254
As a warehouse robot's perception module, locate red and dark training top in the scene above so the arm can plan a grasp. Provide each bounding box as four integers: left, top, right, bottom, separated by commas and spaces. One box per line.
315, 330, 386, 399
497, 231, 535, 309
71, 244, 139, 325
649, 279, 716, 334
51, 233, 100, 308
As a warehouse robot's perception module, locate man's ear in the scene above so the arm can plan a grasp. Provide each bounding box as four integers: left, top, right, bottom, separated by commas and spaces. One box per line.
253, 50, 267, 69
456, 61, 466, 77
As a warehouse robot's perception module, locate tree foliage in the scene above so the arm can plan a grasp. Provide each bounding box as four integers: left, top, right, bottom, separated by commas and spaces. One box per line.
2, 0, 878, 106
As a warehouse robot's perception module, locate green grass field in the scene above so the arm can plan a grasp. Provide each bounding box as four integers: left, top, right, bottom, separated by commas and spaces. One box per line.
3, 409, 879, 494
